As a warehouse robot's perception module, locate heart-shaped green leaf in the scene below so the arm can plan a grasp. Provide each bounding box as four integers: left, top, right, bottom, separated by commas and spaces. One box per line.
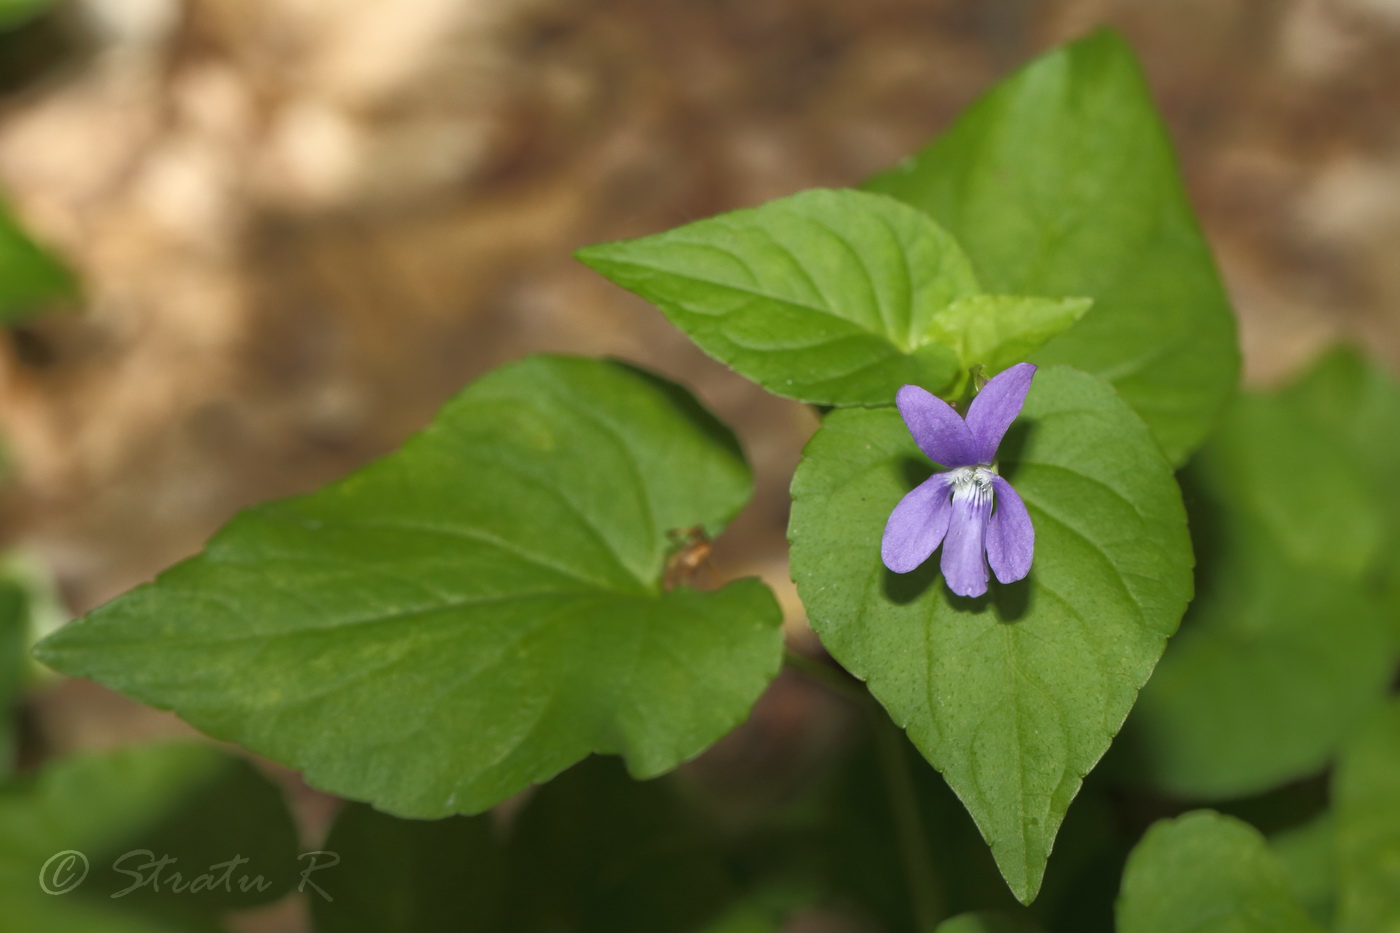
1117, 812, 1325, 933
36, 356, 783, 817
865, 30, 1238, 464
789, 365, 1192, 902
578, 188, 976, 406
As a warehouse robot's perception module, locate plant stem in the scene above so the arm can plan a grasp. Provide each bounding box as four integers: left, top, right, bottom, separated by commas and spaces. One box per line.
872, 714, 947, 933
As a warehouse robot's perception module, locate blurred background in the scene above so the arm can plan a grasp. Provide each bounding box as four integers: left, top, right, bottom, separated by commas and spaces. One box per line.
0, 0, 1397, 926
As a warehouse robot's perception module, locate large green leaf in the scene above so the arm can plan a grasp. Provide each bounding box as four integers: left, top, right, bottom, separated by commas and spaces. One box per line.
1335, 700, 1400, 933
0, 742, 299, 933
865, 29, 1238, 464
36, 356, 784, 817
0, 198, 74, 324
578, 189, 969, 405
578, 189, 1085, 407
788, 365, 1193, 902
1116, 811, 1325, 933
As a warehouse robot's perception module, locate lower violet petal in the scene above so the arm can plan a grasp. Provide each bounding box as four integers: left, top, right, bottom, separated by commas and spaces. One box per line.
986, 474, 1034, 584
882, 473, 954, 573
941, 484, 992, 597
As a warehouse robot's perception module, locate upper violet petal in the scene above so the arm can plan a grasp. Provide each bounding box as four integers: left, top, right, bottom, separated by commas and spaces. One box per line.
986, 475, 1034, 584
966, 363, 1036, 464
882, 472, 955, 573
896, 385, 977, 467
940, 486, 992, 597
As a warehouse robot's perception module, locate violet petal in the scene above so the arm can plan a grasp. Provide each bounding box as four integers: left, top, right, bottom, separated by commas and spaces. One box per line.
966, 362, 1036, 464
940, 484, 992, 597
986, 475, 1034, 584
881, 472, 954, 573
896, 384, 977, 468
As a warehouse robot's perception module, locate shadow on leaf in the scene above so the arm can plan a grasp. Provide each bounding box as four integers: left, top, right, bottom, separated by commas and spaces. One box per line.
883, 559, 937, 605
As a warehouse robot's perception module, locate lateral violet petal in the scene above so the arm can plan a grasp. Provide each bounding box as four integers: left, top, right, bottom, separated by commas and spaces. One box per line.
940, 486, 992, 597
987, 475, 1034, 584
882, 472, 955, 573
966, 362, 1036, 464
896, 385, 977, 468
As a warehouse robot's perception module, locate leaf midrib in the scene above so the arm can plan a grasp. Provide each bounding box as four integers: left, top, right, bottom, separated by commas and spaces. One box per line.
590, 251, 922, 354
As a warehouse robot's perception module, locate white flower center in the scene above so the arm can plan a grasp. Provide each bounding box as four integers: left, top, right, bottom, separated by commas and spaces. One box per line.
949, 465, 996, 507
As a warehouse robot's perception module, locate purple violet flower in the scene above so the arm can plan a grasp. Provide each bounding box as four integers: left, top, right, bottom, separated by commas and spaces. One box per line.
881, 362, 1036, 598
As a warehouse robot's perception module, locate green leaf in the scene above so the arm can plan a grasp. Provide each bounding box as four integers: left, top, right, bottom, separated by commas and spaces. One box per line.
0, 742, 299, 933
1277, 345, 1400, 523
36, 356, 783, 817
928, 295, 1090, 396
1131, 548, 1393, 798
1130, 373, 1399, 799
1384, 544, 1400, 649
1195, 392, 1381, 578
0, 0, 51, 31
1277, 346, 1400, 642
1116, 811, 1326, 933
578, 188, 972, 406
788, 365, 1193, 903
1270, 816, 1336, 927
864, 29, 1238, 464
1335, 700, 1400, 933
578, 190, 1089, 408
0, 197, 74, 324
